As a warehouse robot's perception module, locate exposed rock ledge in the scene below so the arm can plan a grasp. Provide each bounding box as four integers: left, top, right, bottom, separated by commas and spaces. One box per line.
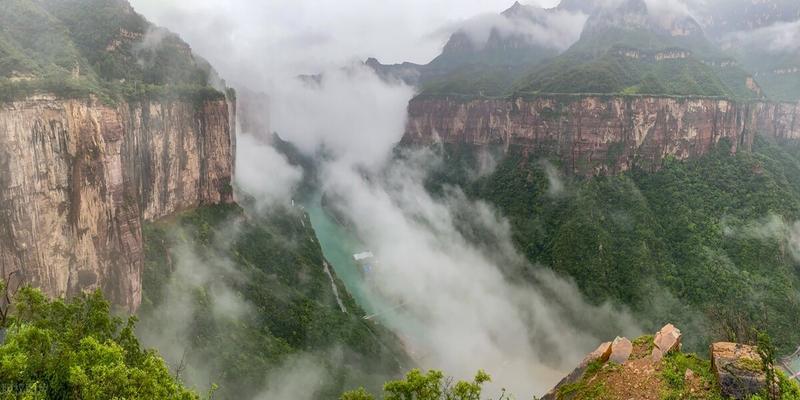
541, 324, 777, 400
404, 95, 800, 176
0, 95, 235, 311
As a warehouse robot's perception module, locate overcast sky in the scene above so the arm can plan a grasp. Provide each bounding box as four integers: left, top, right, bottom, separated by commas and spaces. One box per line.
129, 0, 562, 76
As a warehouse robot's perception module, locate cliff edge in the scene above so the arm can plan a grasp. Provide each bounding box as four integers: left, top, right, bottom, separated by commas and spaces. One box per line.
404, 95, 800, 176
541, 324, 800, 400
0, 95, 234, 311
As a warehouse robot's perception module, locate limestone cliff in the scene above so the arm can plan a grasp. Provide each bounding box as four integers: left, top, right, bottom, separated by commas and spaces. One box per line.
0, 95, 234, 311
404, 96, 800, 176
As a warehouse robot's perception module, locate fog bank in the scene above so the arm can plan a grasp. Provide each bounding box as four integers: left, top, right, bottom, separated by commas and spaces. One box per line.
129, 0, 642, 397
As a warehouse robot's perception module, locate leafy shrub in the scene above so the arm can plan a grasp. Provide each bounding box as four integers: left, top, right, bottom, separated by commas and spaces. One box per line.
340, 369, 493, 400
0, 286, 197, 399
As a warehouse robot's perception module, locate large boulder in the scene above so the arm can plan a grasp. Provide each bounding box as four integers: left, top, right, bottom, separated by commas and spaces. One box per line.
711, 342, 769, 400
610, 336, 633, 364
652, 324, 682, 362
541, 341, 612, 400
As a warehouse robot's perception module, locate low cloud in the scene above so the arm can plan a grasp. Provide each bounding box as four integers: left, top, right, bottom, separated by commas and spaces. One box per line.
128, 0, 644, 398
437, 7, 588, 51
542, 161, 565, 196
130, 0, 560, 74
254, 354, 330, 400
587, 0, 695, 32
726, 20, 800, 55
228, 61, 642, 396
723, 214, 800, 262
236, 134, 303, 208
269, 65, 415, 169
317, 146, 640, 396
645, 0, 692, 21
137, 232, 250, 391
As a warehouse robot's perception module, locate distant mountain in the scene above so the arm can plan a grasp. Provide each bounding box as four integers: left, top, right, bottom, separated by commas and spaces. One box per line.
373, 0, 767, 99
426, 2, 560, 71
514, 0, 760, 98
366, 1, 569, 96
691, 0, 800, 101
691, 0, 800, 37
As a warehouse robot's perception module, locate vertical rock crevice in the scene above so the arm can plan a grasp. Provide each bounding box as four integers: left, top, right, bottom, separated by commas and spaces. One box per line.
405, 96, 800, 176
0, 96, 234, 311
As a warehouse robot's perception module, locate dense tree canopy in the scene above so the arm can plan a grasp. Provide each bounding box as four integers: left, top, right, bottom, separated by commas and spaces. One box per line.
425, 137, 800, 353
0, 286, 197, 400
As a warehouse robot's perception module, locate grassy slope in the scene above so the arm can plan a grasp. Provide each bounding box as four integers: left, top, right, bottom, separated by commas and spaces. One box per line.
415, 8, 758, 99
728, 46, 800, 102
139, 203, 407, 400
0, 0, 221, 102
0, 0, 84, 77
425, 138, 800, 353
417, 39, 558, 97
514, 23, 755, 99
419, 64, 540, 97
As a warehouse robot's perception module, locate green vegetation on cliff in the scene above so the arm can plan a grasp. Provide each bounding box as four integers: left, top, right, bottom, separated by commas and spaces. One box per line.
139, 203, 407, 400
515, 51, 747, 98
425, 137, 800, 353
0, 0, 223, 102
0, 285, 197, 399
340, 369, 494, 400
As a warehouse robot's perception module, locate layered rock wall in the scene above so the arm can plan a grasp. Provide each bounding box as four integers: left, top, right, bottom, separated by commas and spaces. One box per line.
0, 95, 234, 311
404, 96, 800, 176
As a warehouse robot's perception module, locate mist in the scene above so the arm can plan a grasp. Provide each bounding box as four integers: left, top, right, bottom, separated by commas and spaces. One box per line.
236, 134, 303, 208
726, 20, 800, 54
137, 231, 252, 390
589, 0, 695, 30
723, 214, 800, 262
130, 0, 560, 76
128, 0, 642, 397
436, 8, 588, 51
319, 150, 640, 395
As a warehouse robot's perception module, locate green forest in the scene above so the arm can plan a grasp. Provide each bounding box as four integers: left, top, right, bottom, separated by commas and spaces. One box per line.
138, 203, 408, 399
426, 137, 800, 353
0, 0, 221, 103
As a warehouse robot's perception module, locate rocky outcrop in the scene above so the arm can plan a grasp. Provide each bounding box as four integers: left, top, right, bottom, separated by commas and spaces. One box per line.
610, 336, 633, 364
0, 95, 235, 311
652, 324, 682, 362
541, 341, 612, 400
711, 342, 770, 400
542, 325, 775, 400
404, 95, 800, 176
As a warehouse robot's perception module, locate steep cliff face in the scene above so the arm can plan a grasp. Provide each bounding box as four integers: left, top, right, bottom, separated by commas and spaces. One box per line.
404, 96, 800, 175
0, 95, 234, 311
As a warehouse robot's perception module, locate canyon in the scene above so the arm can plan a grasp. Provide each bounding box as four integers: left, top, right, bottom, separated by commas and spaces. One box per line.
404, 95, 800, 176
0, 95, 234, 312
4, 90, 799, 312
